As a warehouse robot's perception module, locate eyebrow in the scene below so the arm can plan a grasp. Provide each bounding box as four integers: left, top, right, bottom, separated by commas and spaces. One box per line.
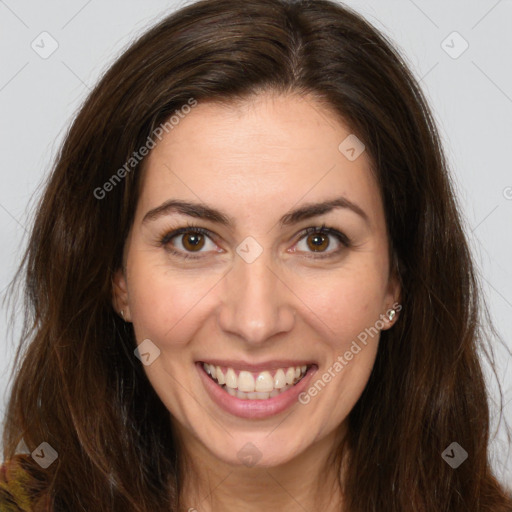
142, 196, 369, 228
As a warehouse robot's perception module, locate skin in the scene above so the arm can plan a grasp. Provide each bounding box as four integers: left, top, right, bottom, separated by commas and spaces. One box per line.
113, 91, 400, 511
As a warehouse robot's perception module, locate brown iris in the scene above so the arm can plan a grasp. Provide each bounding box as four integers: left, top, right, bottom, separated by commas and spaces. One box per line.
182, 231, 205, 251
306, 232, 329, 252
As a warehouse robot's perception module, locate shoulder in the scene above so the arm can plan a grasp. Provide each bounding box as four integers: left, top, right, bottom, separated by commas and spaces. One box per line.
0, 454, 51, 511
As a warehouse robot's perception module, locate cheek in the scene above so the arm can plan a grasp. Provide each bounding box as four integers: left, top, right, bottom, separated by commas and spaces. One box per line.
298, 274, 382, 433
126, 255, 220, 346
297, 266, 385, 420
294, 263, 386, 341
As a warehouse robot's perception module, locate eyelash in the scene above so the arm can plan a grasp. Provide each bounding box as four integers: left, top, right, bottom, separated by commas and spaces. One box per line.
159, 222, 351, 260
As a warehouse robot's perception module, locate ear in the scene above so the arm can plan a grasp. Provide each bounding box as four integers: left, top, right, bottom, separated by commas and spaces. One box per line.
112, 267, 131, 322
381, 267, 402, 331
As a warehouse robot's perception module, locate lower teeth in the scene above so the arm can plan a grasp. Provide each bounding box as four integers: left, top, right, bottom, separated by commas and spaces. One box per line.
221, 383, 292, 400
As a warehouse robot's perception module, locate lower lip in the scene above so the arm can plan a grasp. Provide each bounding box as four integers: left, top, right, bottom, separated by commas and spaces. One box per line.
196, 362, 318, 420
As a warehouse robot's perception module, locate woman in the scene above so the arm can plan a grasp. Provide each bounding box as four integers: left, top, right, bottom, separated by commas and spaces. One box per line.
1, 0, 511, 510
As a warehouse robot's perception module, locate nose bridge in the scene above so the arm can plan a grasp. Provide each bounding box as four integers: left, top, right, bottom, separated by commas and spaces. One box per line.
217, 245, 295, 344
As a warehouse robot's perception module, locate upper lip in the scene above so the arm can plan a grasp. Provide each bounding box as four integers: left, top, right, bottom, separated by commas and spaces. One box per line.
198, 359, 316, 372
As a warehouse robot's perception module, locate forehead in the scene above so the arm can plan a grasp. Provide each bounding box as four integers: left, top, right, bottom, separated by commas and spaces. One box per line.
135, 93, 384, 230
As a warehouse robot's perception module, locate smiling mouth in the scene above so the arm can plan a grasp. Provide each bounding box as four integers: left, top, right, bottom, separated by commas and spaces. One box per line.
201, 362, 312, 400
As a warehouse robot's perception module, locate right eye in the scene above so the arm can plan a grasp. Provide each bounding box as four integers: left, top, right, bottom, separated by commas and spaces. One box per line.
160, 226, 222, 260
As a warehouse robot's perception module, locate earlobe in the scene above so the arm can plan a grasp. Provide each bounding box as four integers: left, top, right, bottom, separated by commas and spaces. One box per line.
381, 302, 400, 331
112, 267, 131, 322
382, 272, 402, 330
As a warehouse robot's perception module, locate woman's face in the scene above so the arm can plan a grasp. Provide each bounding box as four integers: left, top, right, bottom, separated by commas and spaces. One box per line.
114, 92, 400, 467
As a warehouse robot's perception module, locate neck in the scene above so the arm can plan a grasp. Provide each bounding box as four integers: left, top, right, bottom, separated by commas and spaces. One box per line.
177, 424, 348, 512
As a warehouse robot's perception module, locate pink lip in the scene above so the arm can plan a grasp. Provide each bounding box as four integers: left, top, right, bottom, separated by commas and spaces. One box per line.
196, 362, 318, 420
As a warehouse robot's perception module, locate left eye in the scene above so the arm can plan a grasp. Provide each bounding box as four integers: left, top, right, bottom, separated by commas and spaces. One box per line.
293, 226, 349, 257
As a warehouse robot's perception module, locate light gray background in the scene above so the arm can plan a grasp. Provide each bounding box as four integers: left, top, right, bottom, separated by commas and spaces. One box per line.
1, 0, 511, 488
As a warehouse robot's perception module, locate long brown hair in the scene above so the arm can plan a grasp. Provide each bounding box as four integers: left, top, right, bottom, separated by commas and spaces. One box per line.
2, 0, 511, 510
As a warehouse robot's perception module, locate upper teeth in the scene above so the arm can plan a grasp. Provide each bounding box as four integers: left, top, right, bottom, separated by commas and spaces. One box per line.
202, 363, 308, 392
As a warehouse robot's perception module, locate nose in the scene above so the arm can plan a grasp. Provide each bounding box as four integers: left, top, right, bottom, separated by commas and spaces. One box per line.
217, 248, 296, 345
